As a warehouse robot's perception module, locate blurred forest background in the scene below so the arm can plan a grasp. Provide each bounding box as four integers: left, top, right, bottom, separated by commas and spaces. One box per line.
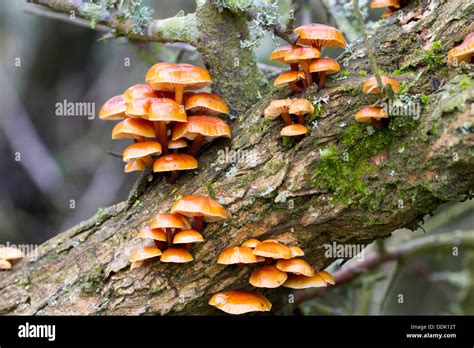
0, 0, 472, 315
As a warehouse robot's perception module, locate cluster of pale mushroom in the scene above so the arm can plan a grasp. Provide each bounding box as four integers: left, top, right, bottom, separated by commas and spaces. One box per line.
129, 195, 228, 269
448, 32, 474, 66
0, 247, 24, 271
99, 62, 231, 183
355, 75, 400, 130
264, 98, 314, 138
209, 239, 335, 315
271, 24, 346, 93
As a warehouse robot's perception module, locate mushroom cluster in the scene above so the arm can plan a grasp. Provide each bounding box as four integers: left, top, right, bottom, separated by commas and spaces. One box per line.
355, 75, 400, 130
129, 195, 228, 269
0, 247, 24, 271
264, 98, 314, 138
209, 239, 335, 314
271, 24, 346, 92
99, 62, 231, 183
448, 32, 474, 66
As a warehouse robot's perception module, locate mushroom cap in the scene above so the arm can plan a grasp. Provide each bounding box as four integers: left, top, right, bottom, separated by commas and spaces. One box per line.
152, 154, 198, 173
289, 98, 315, 116
318, 270, 336, 285
269, 45, 292, 63
173, 229, 204, 244
160, 248, 194, 263
112, 118, 155, 139
123, 141, 163, 162
309, 58, 341, 74
123, 84, 155, 102
355, 106, 388, 122
0, 259, 12, 270
370, 0, 400, 9
148, 98, 187, 123
0, 247, 24, 260
274, 70, 306, 87
249, 265, 288, 288
137, 226, 167, 241
290, 246, 305, 257
363, 76, 401, 94
280, 124, 309, 137
252, 241, 292, 259
124, 159, 147, 173
150, 213, 190, 230
448, 33, 474, 65
283, 273, 327, 289
184, 92, 230, 116
172, 116, 231, 141
130, 247, 162, 263
148, 64, 212, 92
125, 97, 155, 118
264, 99, 292, 120
99, 95, 127, 120
217, 246, 261, 264
295, 23, 347, 48
145, 62, 179, 85
168, 139, 188, 150
276, 259, 314, 277
170, 195, 228, 222
381, 9, 395, 18
284, 46, 321, 64
241, 239, 261, 249
209, 290, 272, 315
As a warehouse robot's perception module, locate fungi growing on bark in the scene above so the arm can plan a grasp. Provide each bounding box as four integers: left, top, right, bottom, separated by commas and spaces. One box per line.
242, 239, 261, 249
294, 23, 347, 51
0, 259, 12, 271
111, 118, 156, 141
160, 248, 194, 263
217, 246, 263, 265
152, 153, 198, 184
355, 105, 389, 130
309, 58, 341, 89
283, 46, 321, 87
184, 92, 230, 116
249, 264, 288, 288
448, 32, 474, 65
275, 259, 314, 277
274, 71, 306, 93
264, 99, 293, 126
280, 124, 309, 137
283, 273, 327, 289
363, 76, 400, 94
122, 141, 162, 171
209, 290, 272, 315
129, 247, 162, 270
289, 98, 315, 125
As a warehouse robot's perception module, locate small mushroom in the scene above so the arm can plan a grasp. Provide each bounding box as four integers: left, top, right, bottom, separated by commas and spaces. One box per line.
355, 105, 389, 130
123, 84, 155, 102
122, 141, 162, 167
0, 247, 25, 261
309, 58, 341, 89
217, 246, 262, 265
99, 95, 127, 120
172, 116, 231, 156
289, 246, 305, 257
129, 247, 162, 270
294, 23, 347, 52
275, 259, 314, 277
274, 70, 306, 93
283, 273, 327, 289
0, 259, 12, 271
173, 229, 205, 246
370, 0, 400, 14
269, 45, 298, 71
170, 195, 228, 232
168, 139, 188, 153
150, 213, 191, 246
184, 92, 230, 116
138, 226, 167, 248
125, 97, 155, 119
363, 76, 400, 94
448, 32, 474, 65
241, 239, 261, 249
148, 98, 187, 153
264, 99, 293, 126
147, 63, 212, 105
289, 98, 315, 125
280, 124, 309, 137
152, 153, 198, 184
209, 290, 272, 315
252, 241, 292, 260
249, 264, 288, 288
160, 247, 194, 263
111, 118, 155, 141
124, 159, 148, 173
284, 46, 321, 87
318, 270, 336, 285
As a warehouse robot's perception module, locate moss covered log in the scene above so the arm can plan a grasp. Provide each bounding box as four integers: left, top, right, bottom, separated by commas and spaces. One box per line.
2, 0, 472, 315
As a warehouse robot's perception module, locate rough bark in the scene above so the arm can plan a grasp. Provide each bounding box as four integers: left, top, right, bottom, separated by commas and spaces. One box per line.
1, 0, 473, 315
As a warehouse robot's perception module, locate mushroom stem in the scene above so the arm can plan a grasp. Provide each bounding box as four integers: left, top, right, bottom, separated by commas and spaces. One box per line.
154, 121, 168, 154
300, 61, 313, 87
187, 134, 205, 156
166, 228, 173, 247
370, 118, 389, 130
175, 87, 184, 105
388, 6, 398, 11
290, 63, 298, 72
194, 216, 203, 232
281, 112, 292, 126
289, 81, 304, 93
154, 240, 164, 249
169, 170, 180, 184
319, 71, 327, 89
297, 114, 305, 125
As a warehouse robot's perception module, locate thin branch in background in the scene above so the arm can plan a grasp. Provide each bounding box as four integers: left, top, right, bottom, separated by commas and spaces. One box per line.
352, 0, 384, 92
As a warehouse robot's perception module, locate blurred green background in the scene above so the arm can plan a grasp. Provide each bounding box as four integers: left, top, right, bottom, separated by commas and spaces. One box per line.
0, 0, 472, 315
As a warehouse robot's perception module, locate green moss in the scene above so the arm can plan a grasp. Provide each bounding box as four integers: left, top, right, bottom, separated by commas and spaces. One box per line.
359, 70, 368, 77
82, 264, 105, 294
420, 94, 430, 105
204, 182, 217, 200
459, 77, 473, 90
306, 104, 325, 123
333, 70, 350, 80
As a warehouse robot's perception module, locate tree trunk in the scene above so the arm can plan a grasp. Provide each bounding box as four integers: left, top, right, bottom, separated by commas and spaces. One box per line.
1, 0, 472, 315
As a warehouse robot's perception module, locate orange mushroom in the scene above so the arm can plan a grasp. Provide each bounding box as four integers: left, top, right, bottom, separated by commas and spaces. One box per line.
294, 23, 347, 51
275, 259, 314, 277
269, 45, 298, 71
129, 247, 162, 270
152, 153, 198, 184
283, 273, 327, 289
264, 99, 293, 126
370, 0, 400, 14
123, 84, 155, 102
124, 159, 148, 173
242, 239, 261, 249
249, 264, 288, 288
217, 246, 262, 265
209, 290, 272, 315
122, 141, 162, 164
173, 229, 204, 244
355, 105, 389, 130
150, 213, 191, 246
252, 241, 292, 260
318, 270, 336, 285
448, 32, 474, 65
125, 97, 155, 119
274, 70, 306, 93
111, 118, 155, 141
289, 98, 315, 125
289, 246, 305, 257
138, 225, 167, 249
0, 259, 12, 271
160, 247, 194, 263
363, 76, 400, 94
184, 92, 230, 116
309, 58, 341, 89
284, 46, 321, 87
99, 95, 127, 120
168, 139, 188, 153
172, 116, 231, 156
280, 124, 309, 137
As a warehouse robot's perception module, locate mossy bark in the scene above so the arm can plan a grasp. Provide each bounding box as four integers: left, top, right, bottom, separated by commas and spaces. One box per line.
2, 0, 472, 315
